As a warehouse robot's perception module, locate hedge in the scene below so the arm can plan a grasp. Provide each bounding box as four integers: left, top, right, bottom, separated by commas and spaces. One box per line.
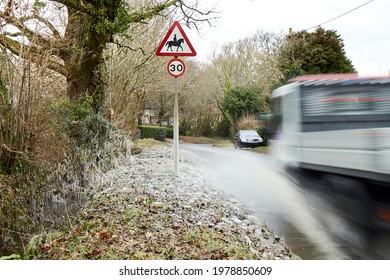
138, 126, 173, 141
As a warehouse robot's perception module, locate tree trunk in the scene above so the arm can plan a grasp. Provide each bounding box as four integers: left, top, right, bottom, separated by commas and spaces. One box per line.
61, 8, 109, 114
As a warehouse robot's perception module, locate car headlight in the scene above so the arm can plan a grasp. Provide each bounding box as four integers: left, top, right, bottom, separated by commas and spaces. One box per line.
241, 138, 248, 142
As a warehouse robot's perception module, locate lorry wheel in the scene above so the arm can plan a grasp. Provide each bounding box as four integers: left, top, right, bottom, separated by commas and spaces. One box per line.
323, 174, 372, 227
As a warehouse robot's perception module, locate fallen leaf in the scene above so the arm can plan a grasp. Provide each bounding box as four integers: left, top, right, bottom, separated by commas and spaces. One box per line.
85, 249, 101, 259
98, 230, 110, 240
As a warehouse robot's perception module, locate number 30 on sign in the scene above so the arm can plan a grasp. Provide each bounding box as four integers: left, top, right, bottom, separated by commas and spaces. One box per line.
167, 58, 186, 77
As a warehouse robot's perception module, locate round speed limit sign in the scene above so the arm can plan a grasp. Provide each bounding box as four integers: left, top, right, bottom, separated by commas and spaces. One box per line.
167, 58, 186, 77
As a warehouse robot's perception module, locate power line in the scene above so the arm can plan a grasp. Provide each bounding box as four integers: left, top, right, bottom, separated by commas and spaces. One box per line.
306, 0, 374, 31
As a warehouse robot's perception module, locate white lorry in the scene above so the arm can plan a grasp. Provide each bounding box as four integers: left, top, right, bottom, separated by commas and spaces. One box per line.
270, 74, 390, 229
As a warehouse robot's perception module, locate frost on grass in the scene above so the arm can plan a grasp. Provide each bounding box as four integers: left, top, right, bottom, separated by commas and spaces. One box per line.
31, 147, 300, 260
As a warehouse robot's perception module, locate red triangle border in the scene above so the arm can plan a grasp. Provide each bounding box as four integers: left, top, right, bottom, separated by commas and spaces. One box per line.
156, 21, 197, 57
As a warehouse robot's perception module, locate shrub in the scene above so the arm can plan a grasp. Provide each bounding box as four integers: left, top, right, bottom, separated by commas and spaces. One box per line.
165, 127, 173, 138
179, 119, 188, 136
216, 117, 231, 138
237, 115, 261, 131
138, 126, 168, 141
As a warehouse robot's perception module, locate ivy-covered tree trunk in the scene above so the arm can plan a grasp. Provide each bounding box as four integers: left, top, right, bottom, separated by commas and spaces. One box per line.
59, 1, 180, 113
60, 8, 113, 114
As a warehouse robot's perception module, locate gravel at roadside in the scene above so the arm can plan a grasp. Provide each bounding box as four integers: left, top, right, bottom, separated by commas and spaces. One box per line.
97, 146, 301, 260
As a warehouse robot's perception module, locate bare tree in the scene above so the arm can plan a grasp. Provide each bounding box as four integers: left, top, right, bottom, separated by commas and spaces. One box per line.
206, 30, 286, 135
0, 0, 217, 166
106, 15, 178, 129
176, 59, 221, 136
0, 0, 217, 113
0, 2, 66, 172
212, 30, 285, 96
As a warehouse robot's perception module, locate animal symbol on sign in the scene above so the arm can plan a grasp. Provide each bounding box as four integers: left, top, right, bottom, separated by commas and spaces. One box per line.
165, 34, 184, 52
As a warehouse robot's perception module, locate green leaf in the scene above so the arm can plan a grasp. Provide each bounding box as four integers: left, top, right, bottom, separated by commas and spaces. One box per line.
0, 254, 21, 260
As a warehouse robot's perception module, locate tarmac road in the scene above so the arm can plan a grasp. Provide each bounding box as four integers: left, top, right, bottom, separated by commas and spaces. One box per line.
182, 143, 390, 260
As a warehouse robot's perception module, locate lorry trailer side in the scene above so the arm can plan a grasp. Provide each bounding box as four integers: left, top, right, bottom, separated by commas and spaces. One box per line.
270, 75, 390, 229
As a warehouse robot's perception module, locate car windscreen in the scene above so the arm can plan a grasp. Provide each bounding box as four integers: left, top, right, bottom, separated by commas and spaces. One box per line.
240, 131, 259, 137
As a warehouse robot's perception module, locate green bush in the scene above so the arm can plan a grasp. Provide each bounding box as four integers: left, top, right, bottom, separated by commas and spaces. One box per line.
165, 127, 173, 138
216, 117, 231, 138
138, 126, 169, 141
179, 119, 188, 136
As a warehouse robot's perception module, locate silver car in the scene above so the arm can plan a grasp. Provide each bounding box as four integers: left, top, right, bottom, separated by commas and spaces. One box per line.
234, 130, 263, 149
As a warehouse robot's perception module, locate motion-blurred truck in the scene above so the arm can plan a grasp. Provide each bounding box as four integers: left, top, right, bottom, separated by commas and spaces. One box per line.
270, 74, 390, 230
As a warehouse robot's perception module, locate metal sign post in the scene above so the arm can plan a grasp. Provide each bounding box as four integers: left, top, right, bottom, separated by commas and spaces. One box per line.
156, 21, 196, 176
173, 76, 179, 176
166, 58, 186, 176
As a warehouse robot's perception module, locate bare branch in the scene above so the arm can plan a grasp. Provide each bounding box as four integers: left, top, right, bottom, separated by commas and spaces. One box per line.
175, 0, 219, 31
3, 31, 23, 37
49, 0, 94, 16
0, 11, 51, 48
1, 144, 24, 155
132, 52, 155, 71
130, 0, 178, 22
0, 34, 67, 77
31, 14, 62, 39
112, 41, 146, 56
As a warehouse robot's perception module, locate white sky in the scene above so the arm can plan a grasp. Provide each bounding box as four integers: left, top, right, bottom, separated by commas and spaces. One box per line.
186, 0, 390, 76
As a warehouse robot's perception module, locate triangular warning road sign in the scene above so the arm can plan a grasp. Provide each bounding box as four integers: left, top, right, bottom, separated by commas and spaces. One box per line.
156, 21, 197, 57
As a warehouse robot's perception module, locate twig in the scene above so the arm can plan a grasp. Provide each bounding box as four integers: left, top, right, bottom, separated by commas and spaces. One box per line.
1, 143, 24, 154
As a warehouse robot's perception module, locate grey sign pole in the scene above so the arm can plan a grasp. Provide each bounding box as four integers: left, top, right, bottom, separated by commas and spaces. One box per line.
173, 76, 179, 176
155, 21, 196, 177
166, 58, 185, 177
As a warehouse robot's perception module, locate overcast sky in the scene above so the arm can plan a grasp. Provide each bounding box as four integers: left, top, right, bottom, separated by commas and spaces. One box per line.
186, 0, 389, 76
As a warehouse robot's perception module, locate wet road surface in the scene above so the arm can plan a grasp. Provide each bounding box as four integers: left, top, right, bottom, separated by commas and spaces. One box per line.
182, 143, 390, 260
